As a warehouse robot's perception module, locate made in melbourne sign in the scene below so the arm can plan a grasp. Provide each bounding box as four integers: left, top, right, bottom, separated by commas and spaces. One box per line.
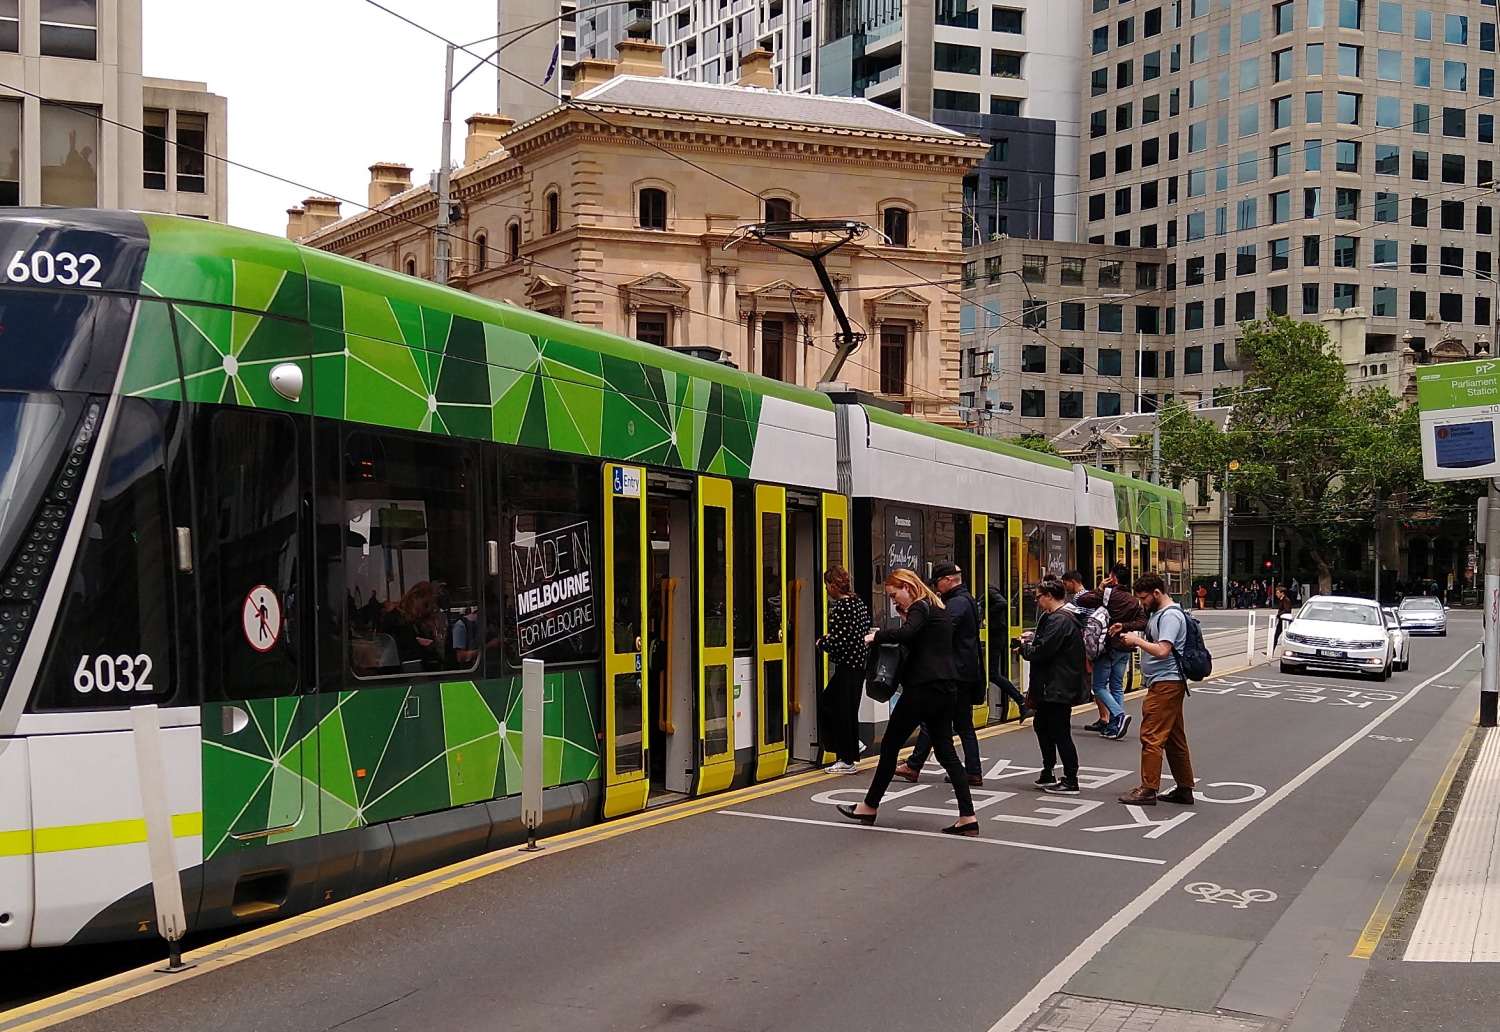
511, 521, 595, 656
1417, 359, 1500, 482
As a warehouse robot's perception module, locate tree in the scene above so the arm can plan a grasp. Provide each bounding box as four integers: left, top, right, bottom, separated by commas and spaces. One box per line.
1155, 316, 1421, 595
999, 434, 1060, 456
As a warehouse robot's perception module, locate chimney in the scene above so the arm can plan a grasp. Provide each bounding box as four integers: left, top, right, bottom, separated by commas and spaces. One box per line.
615, 38, 666, 77
464, 113, 515, 164
285, 205, 307, 240
367, 162, 413, 208
301, 197, 343, 233
738, 48, 774, 89
571, 57, 619, 95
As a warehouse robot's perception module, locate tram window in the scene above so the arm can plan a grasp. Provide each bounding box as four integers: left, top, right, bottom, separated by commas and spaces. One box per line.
344, 431, 478, 680
704, 505, 728, 649
733, 486, 755, 652
209, 410, 300, 701
825, 517, 844, 570
34, 398, 181, 710
500, 454, 601, 668
762, 511, 782, 644
611, 498, 642, 655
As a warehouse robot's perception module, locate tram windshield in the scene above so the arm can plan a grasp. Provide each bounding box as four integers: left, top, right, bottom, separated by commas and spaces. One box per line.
0, 391, 73, 575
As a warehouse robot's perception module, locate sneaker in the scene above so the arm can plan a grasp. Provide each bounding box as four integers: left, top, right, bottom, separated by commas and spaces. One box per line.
1111, 714, 1133, 740
825, 761, 859, 775
1033, 771, 1057, 788
1083, 720, 1108, 733
858, 741, 868, 755
1043, 779, 1081, 795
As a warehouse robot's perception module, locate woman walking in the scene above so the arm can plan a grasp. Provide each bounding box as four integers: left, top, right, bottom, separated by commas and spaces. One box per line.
836, 569, 979, 835
816, 566, 870, 774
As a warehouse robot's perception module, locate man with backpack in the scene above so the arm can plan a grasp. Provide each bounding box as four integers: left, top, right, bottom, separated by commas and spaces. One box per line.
1068, 566, 1147, 741
1116, 573, 1200, 806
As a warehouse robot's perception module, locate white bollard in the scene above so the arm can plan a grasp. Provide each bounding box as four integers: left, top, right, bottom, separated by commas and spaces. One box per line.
131, 704, 191, 972
1246, 611, 1257, 664
522, 658, 545, 850
1265, 619, 1276, 662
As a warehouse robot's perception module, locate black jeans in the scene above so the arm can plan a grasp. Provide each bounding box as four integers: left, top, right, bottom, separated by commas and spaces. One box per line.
904, 679, 983, 775
818, 664, 863, 764
1032, 700, 1078, 781
865, 682, 975, 816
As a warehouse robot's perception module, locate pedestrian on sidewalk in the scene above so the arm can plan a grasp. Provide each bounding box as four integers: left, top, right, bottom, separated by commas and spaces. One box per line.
1116, 573, 1196, 806
837, 569, 979, 835
815, 565, 869, 774
1273, 585, 1293, 646
1196, 584, 1207, 610
896, 562, 984, 786
1075, 563, 1147, 741
1017, 577, 1088, 795
987, 584, 1032, 722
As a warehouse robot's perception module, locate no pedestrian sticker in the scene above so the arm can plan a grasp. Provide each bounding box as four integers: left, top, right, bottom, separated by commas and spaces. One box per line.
243, 585, 282, 652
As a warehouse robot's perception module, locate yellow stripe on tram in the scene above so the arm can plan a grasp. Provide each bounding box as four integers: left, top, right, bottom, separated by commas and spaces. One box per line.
0, 829, 30, 857
29, 812, 204, 854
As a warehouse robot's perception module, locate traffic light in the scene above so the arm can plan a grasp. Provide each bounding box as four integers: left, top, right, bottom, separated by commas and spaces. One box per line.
1263, 560, 1274, 572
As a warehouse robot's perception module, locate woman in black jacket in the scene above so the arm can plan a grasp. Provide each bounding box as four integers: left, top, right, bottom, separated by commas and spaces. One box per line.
816, 566, 870, 773
1017, 577, 1087, 795
836, 568, 979, 835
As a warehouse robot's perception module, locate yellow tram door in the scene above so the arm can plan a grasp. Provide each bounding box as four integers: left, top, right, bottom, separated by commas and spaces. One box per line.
754, 486, 789, 781
693, 476, 736, 796
1007, 517, 1024, 696
816, 492, 849, 763
602, 464, 650, 818
969, 514, 991, 726
1092, 529, 1107, 592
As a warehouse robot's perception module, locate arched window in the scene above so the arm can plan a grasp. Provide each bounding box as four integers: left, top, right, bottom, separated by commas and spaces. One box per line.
764, 196, 792, 237
507, 223, 521, 262
882, 206, 911, 247
546, 190, 560, 234
405, 256, 416, 277
475, 233, 488, 271
639, 187, 667, 229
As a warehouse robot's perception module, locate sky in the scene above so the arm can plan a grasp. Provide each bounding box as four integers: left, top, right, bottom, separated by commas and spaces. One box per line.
143, 1, 522, 235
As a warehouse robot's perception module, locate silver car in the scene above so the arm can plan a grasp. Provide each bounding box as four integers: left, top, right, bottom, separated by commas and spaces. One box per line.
1397, 596, 1448, 636
1383, 607, 1411, 672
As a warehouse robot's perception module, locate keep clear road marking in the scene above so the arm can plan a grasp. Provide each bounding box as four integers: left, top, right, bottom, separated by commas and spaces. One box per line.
983, 643, 1481, 1032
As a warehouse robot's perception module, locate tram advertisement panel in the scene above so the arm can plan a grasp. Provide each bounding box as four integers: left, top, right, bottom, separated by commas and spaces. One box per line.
884, 505, 923, 572
511, 520, 595, 656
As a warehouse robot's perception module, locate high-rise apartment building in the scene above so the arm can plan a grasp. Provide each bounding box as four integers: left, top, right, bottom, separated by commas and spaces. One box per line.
1082, 0, 1498, 383
502, 0, 581, 120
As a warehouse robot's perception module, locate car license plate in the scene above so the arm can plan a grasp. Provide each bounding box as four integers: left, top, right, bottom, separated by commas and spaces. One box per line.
1317, 649, 1346, 658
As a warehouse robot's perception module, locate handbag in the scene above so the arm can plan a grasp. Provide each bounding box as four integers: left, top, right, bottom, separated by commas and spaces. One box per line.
864, 642, 907, 703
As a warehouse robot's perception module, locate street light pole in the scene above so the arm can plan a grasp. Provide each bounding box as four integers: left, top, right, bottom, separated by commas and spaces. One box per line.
435, 43, 456, 285
1220, 462, 1236, 609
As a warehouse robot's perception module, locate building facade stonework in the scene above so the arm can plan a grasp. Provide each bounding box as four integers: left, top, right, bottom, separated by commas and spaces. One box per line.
289, 45, 985, 422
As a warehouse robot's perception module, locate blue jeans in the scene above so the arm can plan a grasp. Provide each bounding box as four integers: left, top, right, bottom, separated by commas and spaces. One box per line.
1091, 649, 1129, 721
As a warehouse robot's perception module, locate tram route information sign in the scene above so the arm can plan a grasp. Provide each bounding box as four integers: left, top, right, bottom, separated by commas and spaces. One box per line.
1417, 359, 1500, 481
511, 521, 595, 655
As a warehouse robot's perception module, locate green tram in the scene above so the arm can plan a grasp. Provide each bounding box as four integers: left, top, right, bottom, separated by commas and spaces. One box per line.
0, 211, 1188, 949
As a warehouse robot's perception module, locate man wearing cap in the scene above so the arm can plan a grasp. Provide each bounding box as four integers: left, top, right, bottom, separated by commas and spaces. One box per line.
895, 562, 985, 785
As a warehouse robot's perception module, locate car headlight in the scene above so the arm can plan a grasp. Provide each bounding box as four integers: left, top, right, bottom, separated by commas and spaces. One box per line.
1284, 631, 1308, 644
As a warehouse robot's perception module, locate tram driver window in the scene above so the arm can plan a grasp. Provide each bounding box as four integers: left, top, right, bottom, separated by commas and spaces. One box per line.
344, 431, 478, 679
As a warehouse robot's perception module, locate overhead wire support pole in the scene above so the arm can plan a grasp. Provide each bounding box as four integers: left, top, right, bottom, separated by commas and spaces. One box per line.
1483, 476, 1500, 727
724, 220, 869, 384
435, 43, 456, 285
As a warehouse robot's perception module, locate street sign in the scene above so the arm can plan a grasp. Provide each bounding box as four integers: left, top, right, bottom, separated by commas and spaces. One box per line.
1416, 359, 1500, 481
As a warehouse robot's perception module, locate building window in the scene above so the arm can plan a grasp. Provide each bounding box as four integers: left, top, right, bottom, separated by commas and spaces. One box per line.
1099, 349, 1123, 376
405, 257, 416, 277
1022, 344, 1047, 372
1303, 283, 1321, 313
1059, 391, 1084, 419
507, 223, 521, 262
546, 190, 560, 234
636, 312, 669, 347
1099, 304, 1124, 333
176, 112, 207, 193
935, 42, 983, 75
1061, 302, 1086, 330
0, 99, 16, 204
993, 7, 1024, 32
1097, 392, 1122, 416
1020, 390, 1046, 418
934, 89, 983, 112
761, 318, 787, 381
475, 233, 488, 271
764, 196, 792, 235
40, 0, 96, 60
1022, 300, 1047, 328
0, 0, 14, 52
639, 187, 667, 229
883, 206, 910, 246
1022, 253, 1047, 282
143, 109, 167, 191
1439, 293, 1463, 322
879, 325, 908, 395
41, 101, 98, 206
992, 50, 1023, 77
1333, 283, 1359, 310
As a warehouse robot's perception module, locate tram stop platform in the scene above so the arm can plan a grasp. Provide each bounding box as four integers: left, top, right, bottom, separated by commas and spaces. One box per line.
1, 614, 1496, 1032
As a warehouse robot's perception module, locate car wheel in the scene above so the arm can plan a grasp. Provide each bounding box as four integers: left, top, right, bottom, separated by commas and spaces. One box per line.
1441, 630, 1448, 637
1280, 662, 1301, 674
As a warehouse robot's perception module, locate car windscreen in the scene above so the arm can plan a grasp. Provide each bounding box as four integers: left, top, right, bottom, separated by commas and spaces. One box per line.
1399, 598, 1443, 611
1299, 602, 1381, 626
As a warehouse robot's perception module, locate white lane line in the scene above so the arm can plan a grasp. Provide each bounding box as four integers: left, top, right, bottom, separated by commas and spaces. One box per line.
1406, 727, 1500, 961
717, 810, 1167, 865
984, 644, 1481, 1032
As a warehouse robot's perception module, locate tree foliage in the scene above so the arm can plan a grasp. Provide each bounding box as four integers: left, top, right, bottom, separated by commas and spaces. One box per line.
1000, 434, 1061, 456
1155, 316, 1423, 593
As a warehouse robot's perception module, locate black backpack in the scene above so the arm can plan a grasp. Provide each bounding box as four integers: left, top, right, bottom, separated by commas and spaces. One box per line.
1162, 608, 1213, 682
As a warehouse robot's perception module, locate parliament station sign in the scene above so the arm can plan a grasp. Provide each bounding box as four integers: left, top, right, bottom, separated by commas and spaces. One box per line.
1417, 358, 1500, 482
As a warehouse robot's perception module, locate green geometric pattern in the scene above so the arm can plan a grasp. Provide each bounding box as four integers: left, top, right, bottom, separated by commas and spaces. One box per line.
201, 671, 600, 860
122, 214, 839, 476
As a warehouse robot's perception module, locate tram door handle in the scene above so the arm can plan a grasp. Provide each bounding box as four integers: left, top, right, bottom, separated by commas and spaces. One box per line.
222, 706, 250, 735
174, 526, 193, 573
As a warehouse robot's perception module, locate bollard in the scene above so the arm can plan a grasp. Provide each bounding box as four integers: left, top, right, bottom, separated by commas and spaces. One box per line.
521, 658, 544, 851
1265, 619, 1276, 664
1245, 611, 1257, 665
131, 705, 193, 973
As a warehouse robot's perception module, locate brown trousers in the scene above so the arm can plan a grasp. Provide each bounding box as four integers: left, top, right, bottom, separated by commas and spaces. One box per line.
1139, 680, 1194, 790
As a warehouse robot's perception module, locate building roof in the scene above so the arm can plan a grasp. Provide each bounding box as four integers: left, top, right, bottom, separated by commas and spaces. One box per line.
572, 75, 970, 139
1051, 407, 1234, 452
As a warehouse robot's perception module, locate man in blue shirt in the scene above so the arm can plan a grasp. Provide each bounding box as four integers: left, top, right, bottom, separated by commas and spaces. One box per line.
1115, 573, 1196, 806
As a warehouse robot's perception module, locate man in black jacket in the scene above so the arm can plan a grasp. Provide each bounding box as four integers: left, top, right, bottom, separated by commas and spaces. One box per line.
896, 563, 984, 785
1017, 577, 1087, 794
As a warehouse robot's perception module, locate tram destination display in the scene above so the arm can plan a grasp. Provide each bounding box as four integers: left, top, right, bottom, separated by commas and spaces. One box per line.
511, 521, 595, 655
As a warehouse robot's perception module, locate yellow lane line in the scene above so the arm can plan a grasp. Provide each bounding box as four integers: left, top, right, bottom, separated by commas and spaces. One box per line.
1349, 723, 1476, 959
1, 666, 1265, 1031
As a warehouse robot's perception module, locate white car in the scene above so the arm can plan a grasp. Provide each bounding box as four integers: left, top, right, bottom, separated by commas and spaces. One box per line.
1383, 606, 1411, 672
1279, 595, 1393, 679
1397, 596, 1448, 636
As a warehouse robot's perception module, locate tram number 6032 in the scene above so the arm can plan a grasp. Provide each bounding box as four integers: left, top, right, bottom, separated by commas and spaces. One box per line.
6, 249, 105, 287
72, 654, 155, 693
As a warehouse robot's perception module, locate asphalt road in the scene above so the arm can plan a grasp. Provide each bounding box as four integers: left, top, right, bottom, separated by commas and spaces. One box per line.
16, 613, 1487, 1032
